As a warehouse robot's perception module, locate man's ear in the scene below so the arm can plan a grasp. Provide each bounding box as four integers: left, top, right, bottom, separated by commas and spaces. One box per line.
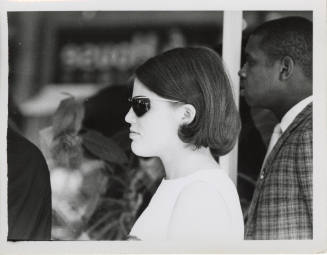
180, 104, 196, 125
279, 56, 295, 80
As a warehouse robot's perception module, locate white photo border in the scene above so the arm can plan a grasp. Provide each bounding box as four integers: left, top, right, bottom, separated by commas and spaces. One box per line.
0, 0, 326, 253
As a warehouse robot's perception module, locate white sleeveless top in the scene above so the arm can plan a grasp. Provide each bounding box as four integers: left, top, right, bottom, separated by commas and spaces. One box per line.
129, 168, 244, 241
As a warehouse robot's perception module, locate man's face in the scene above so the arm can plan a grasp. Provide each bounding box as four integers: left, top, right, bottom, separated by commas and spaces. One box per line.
239, 35, 280, 109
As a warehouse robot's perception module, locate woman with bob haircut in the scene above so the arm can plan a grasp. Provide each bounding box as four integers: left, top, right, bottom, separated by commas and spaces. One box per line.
125, 47, 244, 241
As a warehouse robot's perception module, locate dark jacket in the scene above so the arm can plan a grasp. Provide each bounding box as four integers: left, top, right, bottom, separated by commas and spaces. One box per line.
245, 103, 312, 239
7, 126, 52, 241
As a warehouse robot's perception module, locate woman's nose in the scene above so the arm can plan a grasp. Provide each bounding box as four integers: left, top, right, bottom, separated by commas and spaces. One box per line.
125, 107, 135, 124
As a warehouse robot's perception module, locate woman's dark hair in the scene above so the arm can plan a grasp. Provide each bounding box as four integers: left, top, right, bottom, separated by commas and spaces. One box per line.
134, 47, 241, 156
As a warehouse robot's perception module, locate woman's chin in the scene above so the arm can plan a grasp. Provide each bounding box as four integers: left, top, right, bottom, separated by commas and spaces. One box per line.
131, 142, 154, 158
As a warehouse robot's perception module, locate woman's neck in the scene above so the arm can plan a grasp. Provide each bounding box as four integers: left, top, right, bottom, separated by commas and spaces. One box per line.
159, 146, 219, 180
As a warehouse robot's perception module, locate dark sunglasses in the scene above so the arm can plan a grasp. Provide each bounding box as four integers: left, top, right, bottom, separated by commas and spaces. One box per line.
128, 96, 180, 117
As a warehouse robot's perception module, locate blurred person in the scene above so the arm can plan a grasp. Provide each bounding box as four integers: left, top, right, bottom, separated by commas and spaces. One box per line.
40, 86, 164, 240
238, 17, 312, 239
125, 47, 244, 241
7, 123, 52, 241
83, 85, 130, 139
39, 97, 110, 240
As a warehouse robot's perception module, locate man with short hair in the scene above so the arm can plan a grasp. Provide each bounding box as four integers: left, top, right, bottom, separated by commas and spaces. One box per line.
239, 16, 312, 239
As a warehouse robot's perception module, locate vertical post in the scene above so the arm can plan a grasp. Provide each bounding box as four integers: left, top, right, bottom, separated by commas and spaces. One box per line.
220, 11, 243, 184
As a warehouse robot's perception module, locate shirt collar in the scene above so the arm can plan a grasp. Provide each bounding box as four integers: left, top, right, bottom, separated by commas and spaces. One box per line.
280, 96, 312, 133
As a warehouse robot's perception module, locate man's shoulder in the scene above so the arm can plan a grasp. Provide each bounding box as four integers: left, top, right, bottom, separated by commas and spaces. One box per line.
266, 103, 312, 168
270, 105, 312, 167
289, 105, 312, 139
285, 103, 312, 140
8, 127, 45, 161
297, 102, 312, 125
7, 127, 49, 180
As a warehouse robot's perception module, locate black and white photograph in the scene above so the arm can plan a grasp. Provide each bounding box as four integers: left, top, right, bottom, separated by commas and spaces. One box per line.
0, 0, 326, 253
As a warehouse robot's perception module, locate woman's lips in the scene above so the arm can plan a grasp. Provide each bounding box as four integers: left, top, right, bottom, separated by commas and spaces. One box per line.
129, 130, 140, 139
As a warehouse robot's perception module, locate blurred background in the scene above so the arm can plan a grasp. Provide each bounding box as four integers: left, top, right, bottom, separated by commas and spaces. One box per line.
7, 11, 312, 240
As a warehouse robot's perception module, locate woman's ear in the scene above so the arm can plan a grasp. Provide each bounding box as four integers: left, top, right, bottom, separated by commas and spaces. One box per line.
180, 104, 196, 125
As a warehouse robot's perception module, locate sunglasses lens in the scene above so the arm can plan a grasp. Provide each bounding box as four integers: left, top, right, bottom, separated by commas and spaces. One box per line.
130, 97, 150, 117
